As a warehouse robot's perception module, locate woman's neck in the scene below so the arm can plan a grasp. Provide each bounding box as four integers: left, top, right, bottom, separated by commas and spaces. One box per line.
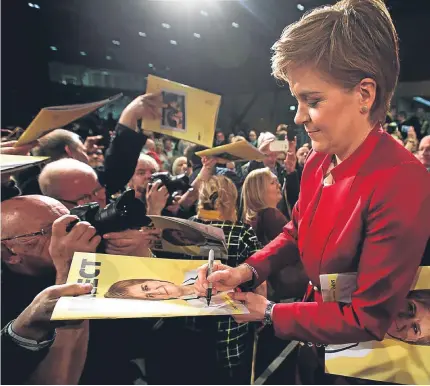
335, 123, 374, 164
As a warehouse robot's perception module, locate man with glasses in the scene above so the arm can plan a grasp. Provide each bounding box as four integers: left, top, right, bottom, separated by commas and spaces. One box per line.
38, 158, 159, 257
1, 195, 100, 383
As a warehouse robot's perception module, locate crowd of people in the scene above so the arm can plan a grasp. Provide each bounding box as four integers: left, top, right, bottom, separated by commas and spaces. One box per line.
1, 0, 430, 384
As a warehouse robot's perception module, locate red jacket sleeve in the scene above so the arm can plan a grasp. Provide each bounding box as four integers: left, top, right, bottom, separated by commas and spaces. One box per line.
271, 163, 430, 344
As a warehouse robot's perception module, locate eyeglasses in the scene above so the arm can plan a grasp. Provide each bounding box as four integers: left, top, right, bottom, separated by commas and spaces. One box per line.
60, 185, 105, 206
1, 225, 53, 242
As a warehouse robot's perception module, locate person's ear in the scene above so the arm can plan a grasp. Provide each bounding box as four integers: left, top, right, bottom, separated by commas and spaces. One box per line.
65, 145, 74, 158
356, 78, 377, 115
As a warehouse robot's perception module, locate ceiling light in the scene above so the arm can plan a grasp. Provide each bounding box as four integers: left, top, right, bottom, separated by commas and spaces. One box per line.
61, 80, 67, 85
112, 40, 120, 46
50, 46, 58, 51
33, 3, 40, 9
297, 4, 305, 11
80, 51, 87, 56
148, 63, 154, 68
102, 71, 109, 75
170, 40, 178, 45
162, 23, 171, 29
106, 55, 112, 60
290, 105, 296, 111
200, 10, 208, 16
138, 32, 147, 37
28, 3, 34, 7
193, 33, 201, 38
232, 22, 239, 28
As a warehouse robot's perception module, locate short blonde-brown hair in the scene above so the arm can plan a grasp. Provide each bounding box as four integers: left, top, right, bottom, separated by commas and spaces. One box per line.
271, 0, 399, 123
242, 168, 274, 224
198, 176, 238, 222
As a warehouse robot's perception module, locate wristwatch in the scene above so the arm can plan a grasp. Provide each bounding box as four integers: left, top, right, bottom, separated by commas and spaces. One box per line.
5, 320, 56, 352
263, 301, 276, 325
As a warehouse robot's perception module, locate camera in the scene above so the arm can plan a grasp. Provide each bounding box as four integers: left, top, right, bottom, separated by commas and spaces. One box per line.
149, 172, 191, 205
67, 189, 150, 235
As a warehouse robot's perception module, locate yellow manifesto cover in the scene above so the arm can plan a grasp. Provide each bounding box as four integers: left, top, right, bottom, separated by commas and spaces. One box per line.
143, 75, 221, 148
15, 93, 123, 146
51, 252, 248, 320
325, 266, 430, 384
196, 140, 265, 163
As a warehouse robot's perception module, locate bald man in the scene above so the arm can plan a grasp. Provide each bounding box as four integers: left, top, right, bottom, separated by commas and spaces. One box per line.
418, 135, 430, 172
1, 195, 100, 383
39, 158, 159, 257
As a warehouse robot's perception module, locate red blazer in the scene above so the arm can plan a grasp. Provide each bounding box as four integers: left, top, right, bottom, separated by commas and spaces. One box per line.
247, 126, 430, 344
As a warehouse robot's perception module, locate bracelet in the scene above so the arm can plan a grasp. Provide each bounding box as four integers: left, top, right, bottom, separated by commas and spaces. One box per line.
6, 320, 56, 351
242, 263, 259, 280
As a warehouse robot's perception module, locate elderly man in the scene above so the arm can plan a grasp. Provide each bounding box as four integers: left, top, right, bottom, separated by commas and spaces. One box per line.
39, 158, 159, 256
418, 135, 430, 172
1, 195, 99, 383
1, 195, 156, 384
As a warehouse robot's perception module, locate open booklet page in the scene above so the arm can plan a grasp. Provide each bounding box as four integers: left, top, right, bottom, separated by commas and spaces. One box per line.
15, 93, 123, 146
52, 252, 248, 321
325, 266, 430, 384
0, 154, 49, 173
196, 140, 265, 162
148, 215, 228, 259
143, 75, 221, 148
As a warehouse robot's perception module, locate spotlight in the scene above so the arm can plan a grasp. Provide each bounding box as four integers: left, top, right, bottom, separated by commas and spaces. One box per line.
138, 32, 147, 37
33, 3, 40, 9
297, 4, 305, 11
50, 46, 58, 51
80, 51, 87, 56
28, 3, 34, 7
112, 40, 120, 46
162, 23, 171, 29
170, 40, 178, 45
106, 55, 112, 60
193, 33, 201, 38
232, 22, 239, 28
290, 105, 296, 111
148, 63, 154, 68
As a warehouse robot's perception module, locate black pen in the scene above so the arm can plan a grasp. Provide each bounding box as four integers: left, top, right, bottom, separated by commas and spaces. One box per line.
206, 249, 215, 306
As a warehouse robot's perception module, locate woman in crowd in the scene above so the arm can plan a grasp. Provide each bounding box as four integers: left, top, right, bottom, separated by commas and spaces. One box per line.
242, 168, 307, 300
171, 156, 190, 176
194, 0, 430, 383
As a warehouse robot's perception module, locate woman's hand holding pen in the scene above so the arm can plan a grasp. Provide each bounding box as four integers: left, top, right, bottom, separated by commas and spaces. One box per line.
194, 263, 253, 296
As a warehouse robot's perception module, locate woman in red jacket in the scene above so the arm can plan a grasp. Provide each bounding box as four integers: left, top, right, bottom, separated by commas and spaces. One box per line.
195, 0, 430, 382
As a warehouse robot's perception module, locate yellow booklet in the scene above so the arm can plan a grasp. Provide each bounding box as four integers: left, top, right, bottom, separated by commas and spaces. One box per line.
143, 75, 221, 148
325, 266, 430, 384
0, 154, 49, 174
196, 140, 265, 162
15, 93, 123, 146
51, 252, 248, 320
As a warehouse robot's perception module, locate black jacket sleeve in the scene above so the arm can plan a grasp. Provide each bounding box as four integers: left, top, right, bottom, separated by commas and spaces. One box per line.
96, 123, 147, 197
1, 327, 50, 384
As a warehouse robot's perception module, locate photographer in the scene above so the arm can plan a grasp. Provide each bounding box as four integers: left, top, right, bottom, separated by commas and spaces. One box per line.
39, 158, 159, 256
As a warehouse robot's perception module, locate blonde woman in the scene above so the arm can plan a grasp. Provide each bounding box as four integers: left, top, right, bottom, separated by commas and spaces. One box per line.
242, 168, 307, 300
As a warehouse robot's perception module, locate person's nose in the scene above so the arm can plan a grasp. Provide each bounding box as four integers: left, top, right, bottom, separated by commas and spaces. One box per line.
294, 103, 309, 126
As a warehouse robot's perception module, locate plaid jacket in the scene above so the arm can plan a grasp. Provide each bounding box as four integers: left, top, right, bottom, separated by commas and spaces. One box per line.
180, 219, 262, 369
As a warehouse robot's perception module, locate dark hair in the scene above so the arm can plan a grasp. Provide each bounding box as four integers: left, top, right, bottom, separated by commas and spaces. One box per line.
162, 228, 206, 246
185, 145, 208, 168
403, 290, 430, 346
34, 129, 81, 161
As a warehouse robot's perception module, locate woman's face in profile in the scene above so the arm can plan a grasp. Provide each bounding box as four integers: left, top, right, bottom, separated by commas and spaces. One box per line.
288, 66, 365, 158
387, 297, 430, 344
125, 280, 182, 300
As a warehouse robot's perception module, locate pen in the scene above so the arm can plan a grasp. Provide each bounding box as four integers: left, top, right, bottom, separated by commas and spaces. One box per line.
206, 249, 215, 306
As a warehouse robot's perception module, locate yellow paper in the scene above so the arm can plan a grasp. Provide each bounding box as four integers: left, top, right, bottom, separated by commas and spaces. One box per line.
325, 266, 430, 384
0, 154, 49, 174
196, 140, 265, 162
15, 93, 123, 146
51, 252, 248, 320
143, 75, 221, 148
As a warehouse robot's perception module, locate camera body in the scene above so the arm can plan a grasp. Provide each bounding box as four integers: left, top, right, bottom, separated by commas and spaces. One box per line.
149, 172, 191, 205
68, 189, 150, 235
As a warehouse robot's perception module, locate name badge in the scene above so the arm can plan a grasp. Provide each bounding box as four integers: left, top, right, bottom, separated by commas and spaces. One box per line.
320, 273, 357, 303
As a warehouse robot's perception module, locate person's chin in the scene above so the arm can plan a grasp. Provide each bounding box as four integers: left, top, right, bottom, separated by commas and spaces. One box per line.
311, 140, 329, 153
